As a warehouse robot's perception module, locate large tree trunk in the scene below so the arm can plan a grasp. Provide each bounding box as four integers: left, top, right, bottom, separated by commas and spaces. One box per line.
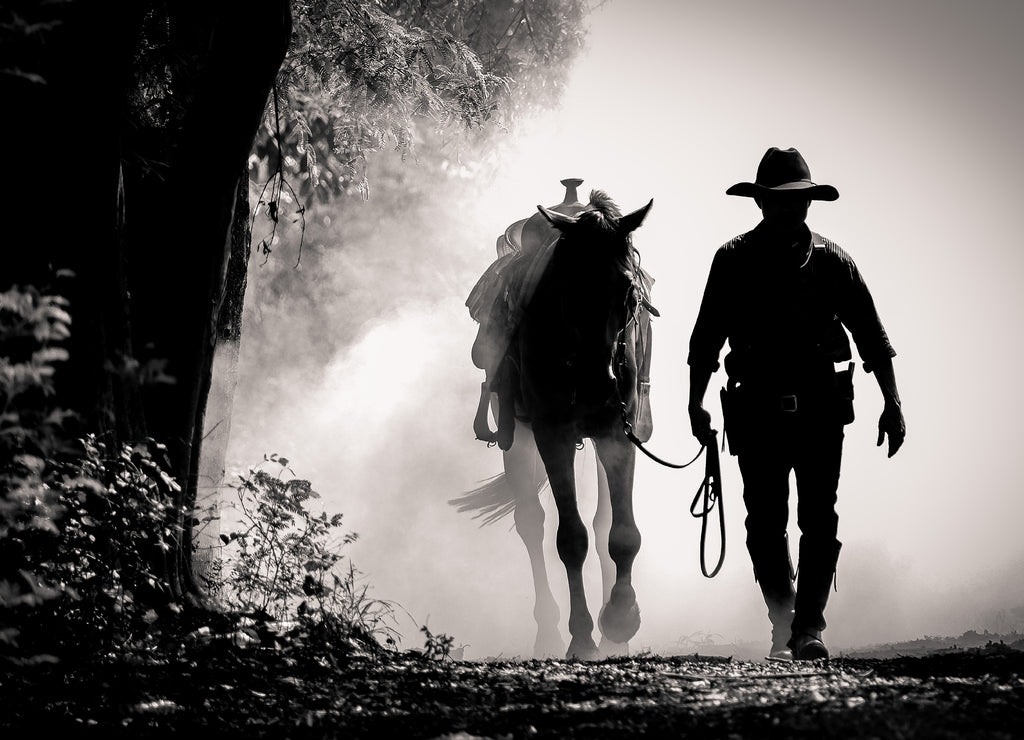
193, 176, 252, 591
2, 0, 292, 608
129, 1, 293, 605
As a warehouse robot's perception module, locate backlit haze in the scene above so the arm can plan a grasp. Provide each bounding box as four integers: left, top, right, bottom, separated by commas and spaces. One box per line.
225, 0, 1024, 659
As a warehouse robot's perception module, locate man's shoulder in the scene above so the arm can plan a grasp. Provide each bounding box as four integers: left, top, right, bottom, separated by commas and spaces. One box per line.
717, 232, 753, 254
810, 231, 854, 263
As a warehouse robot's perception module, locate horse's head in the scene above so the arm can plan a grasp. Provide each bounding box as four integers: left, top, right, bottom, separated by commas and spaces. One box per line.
536, 190, 653, 312
537, 190, 653, 259
523, 190, 654, 422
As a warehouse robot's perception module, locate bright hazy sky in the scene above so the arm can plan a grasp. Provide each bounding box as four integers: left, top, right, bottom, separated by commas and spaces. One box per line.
228, 0, 1024, 658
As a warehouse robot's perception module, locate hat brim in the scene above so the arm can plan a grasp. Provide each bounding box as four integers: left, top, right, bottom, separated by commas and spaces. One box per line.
726, 181, 839, 201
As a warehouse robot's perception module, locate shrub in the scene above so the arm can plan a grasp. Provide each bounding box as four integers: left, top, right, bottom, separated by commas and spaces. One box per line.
0, 286, 182, 665
0, 285, 403, 664
219, 454, 400, 651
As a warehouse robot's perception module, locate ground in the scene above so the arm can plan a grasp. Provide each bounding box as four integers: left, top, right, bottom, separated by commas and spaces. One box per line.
2, 631, 1022, 739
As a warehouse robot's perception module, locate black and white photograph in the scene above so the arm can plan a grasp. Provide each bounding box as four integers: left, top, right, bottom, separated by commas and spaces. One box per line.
2, 0, 1022, 736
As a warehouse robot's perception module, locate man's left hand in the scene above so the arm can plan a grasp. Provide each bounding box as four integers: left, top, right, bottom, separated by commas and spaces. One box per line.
877, 403, 905, 457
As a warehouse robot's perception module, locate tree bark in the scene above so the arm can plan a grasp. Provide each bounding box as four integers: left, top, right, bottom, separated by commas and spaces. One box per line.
135, 0, 293, 604
2, 0, 292, 607
193, 175, 252, 591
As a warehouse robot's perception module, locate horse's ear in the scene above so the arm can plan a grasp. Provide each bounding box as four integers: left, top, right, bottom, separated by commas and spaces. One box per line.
537, 205, 577, 230
619, 199, 653, 234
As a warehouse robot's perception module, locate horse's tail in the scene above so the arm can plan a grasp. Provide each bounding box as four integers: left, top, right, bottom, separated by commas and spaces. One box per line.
448, 474, 517, 526
450, 471, 549, 527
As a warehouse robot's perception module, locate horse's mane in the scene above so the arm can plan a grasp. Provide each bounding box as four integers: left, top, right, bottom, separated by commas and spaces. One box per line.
586, 189, 622, 221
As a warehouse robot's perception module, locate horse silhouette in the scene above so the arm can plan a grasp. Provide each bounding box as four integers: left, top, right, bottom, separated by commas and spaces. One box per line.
455, 183, 655, 660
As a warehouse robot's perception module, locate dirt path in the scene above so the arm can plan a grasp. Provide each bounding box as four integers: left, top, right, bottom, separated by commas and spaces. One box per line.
328, 651, 1024, 739
4, 645, 1022, 738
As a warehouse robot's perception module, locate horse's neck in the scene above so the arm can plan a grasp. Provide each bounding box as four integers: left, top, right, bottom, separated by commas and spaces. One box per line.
542, 250, 630, 340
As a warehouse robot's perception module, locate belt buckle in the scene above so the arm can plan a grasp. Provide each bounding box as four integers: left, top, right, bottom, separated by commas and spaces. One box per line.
781, 394, 798, 413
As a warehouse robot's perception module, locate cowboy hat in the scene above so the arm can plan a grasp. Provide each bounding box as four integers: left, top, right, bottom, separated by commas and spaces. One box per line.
726, 147, 839, 201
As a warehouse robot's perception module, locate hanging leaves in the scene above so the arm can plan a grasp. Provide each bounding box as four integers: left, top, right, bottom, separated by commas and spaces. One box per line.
251, 0, 590, 202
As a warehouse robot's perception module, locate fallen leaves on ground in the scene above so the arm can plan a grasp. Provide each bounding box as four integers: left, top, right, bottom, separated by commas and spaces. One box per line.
2, 639, 1022, 738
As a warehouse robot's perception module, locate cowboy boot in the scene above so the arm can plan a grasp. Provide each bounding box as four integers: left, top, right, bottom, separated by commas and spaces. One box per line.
747, 534, 796, 661
788, 536, 842, 660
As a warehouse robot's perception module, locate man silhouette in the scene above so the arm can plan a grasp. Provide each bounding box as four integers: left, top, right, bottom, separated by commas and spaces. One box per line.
687, 147, 906, 660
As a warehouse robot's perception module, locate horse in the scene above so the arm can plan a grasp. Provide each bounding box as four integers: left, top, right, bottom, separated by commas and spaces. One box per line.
455, 187, 654, 660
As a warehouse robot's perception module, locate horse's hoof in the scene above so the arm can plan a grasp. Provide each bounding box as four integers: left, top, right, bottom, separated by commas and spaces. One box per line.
599, 596, 641, 645
566, 636, 600, 661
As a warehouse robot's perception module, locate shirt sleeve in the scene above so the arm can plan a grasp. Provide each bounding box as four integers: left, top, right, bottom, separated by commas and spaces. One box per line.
687, 245, 732, 374
836, 254, 896, 373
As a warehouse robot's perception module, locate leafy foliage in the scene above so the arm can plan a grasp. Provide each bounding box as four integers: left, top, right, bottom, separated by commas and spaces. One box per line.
0, 285, 188, 664
218, 453, 400, 650
4, 437, 182, 661
420, 624, 456, 662
0, 285, 71, 663
0, 286, 73, 459
255, 0, 591, 204
0, 287, 402, 663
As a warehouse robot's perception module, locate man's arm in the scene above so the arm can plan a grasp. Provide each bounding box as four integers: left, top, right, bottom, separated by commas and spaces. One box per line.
687, 246, 731, 445
828, 247, 904, 456
871, 355, 905, 457
688, 364, 715, 445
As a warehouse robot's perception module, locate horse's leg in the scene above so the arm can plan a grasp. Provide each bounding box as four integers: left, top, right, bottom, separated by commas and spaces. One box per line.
592, 453, 628, 655
533, 422, 599, 660
592, 453, 614, 605
593, 433, 642, 646
503, 423, 564, 657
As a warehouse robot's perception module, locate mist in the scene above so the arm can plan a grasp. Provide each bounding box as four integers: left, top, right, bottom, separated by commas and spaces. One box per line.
224, 0, 1024, 659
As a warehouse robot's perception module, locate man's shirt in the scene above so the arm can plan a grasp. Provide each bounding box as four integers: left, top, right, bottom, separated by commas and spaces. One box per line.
687, 222, 895, 388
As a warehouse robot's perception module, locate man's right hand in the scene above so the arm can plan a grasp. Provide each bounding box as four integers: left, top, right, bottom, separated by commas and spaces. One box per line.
688, 404, 714, 446
877, 402, 906, 458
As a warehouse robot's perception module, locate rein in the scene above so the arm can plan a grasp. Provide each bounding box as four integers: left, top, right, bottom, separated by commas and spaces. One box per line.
622, 415, 705, 469
689, 432, 725, 578
620, 404, 726, 579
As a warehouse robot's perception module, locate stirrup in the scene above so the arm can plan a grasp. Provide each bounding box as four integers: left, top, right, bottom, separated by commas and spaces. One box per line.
473, 417, 498, 444
473, 382, 498, 443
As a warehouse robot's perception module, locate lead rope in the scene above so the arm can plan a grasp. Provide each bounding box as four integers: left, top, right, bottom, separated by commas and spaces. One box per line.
620, 402, 726, 578
688, 431, 726, 578
623, 415, 706, 469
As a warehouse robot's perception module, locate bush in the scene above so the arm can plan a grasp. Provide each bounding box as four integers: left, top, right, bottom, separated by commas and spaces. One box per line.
218, 454, 400, 651
0, 285, 402, 665
4, 436, 181, 662
1, 286, 183, 664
